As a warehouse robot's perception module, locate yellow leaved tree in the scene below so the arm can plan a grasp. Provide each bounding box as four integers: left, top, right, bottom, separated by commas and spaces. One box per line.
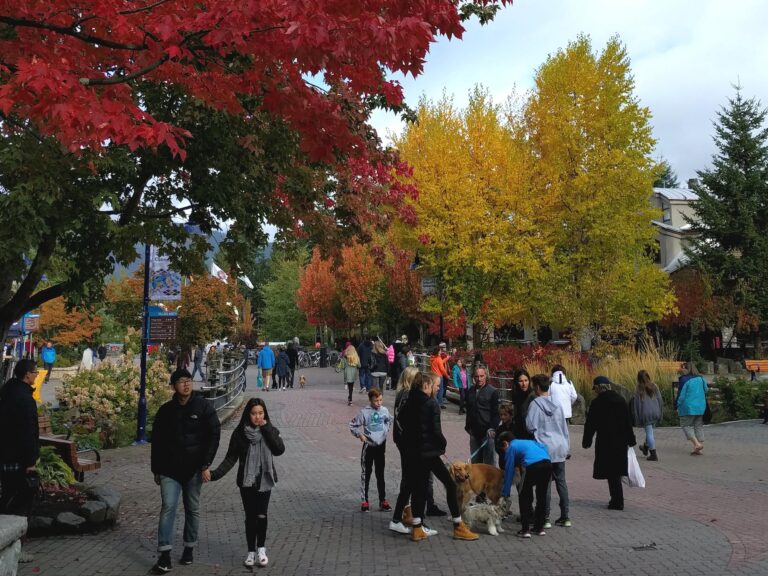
523, 35, 675, 340
394, 88, 547, 330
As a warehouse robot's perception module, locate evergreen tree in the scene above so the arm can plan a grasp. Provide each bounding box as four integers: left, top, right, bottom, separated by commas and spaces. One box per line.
687, 89, 768, 341
653, 159, 680, 188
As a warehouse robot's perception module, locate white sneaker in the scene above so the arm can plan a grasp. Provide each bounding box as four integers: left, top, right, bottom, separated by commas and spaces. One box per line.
257, 547, 268, 567
244, 552, 256, 567
388, 521, 410, 534
422, 525, 438, 537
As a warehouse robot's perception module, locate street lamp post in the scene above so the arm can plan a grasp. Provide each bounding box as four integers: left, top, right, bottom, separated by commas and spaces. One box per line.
135, 243, 151, 445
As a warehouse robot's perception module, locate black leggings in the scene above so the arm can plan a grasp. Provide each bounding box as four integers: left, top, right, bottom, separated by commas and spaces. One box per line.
518, 460, 552, 531
409, 457, 459, 523
346, 382, 354, 402
240, 488, 271, 550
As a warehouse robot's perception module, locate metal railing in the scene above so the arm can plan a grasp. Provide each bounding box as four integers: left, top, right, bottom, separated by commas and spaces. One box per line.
411, 353, 515, 405
201, 356, 246, 411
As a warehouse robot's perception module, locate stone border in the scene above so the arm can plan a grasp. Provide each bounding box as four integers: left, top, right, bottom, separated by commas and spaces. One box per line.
28, 485, 121, 536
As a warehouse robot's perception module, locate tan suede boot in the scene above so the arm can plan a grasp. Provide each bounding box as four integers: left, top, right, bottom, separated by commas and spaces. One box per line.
453, 521, 479, 541
402, 504, 413, 526
411, 524, 428, 542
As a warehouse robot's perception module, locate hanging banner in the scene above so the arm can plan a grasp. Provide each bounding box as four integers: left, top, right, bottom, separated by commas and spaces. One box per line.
149, 247, 182, 301
211, 261, 229, 284
238, 275, 254, 289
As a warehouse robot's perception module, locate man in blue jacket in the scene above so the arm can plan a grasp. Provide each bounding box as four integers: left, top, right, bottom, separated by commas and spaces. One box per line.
41, 341, 56, 383
257, 343, 276, 391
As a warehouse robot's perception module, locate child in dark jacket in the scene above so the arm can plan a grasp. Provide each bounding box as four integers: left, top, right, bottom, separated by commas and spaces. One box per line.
495, 403, 515, 470
205, 398, 284, 569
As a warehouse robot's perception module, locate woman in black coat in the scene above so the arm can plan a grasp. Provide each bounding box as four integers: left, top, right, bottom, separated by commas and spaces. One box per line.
204, 398, 284, 568
512, 369, 534, 440
582, 376, 636, 510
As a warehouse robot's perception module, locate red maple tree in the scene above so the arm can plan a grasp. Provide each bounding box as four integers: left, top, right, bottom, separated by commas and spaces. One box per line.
0, 1, 496, 162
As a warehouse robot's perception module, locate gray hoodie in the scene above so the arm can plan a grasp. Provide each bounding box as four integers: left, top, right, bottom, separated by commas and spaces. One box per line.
525, 396, 570, 463
349, 405, 392, 446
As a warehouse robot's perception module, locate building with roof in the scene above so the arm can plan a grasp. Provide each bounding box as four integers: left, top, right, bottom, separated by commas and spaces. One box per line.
651, 187, 699, 273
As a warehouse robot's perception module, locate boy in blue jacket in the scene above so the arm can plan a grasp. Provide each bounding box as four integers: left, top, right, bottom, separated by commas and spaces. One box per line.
349, 388, 392, 512
499, 432, 551, 538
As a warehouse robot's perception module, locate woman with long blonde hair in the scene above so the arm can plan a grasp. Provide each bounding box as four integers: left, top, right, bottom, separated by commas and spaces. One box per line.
342, 344, 360, 406
630, 370, 663, 461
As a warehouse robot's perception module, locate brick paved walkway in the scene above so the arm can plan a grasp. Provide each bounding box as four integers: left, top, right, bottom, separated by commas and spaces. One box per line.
20, 367, 768, 575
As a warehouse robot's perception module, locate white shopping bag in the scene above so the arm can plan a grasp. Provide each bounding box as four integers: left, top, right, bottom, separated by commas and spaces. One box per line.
622, 447, 646, 488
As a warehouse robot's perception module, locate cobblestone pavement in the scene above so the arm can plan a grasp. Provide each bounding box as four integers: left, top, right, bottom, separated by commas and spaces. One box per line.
20, 367, 768, 576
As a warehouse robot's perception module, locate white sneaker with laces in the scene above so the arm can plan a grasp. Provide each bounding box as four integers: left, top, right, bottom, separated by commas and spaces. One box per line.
388, 521, 410, 534
257, 547, 268, 567
422, 525, 438, 537
244, 551, 256, 567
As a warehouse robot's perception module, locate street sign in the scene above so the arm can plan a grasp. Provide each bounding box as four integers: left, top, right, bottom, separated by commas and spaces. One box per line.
148, 313, 178, 342
421, 277, 437, 295
24, 314, 40, 332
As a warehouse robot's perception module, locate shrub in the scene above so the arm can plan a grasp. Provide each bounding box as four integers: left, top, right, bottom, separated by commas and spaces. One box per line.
36, 446, 76, 489
715, 376, 768, 421
57, 353, 171, 448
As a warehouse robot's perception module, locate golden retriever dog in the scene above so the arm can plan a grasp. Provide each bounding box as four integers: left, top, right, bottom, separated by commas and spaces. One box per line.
449, 460, 504, 511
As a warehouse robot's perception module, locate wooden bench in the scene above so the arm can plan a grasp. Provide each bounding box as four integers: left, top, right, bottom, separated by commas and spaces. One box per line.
745, 360, 768, 373
38, 415, 101, 482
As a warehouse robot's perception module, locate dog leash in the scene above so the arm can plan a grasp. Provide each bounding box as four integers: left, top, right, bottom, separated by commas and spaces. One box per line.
467, 438, 489, 464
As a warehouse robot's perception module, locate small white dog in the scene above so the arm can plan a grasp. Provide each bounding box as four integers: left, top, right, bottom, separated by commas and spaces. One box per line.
461, 502, 505, 536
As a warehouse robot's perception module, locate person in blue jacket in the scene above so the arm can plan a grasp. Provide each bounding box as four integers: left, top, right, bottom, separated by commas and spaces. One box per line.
676, 363, 708, 455
257, 344, 276, 392
40, 341, 56, 383
499, 432, 551, 538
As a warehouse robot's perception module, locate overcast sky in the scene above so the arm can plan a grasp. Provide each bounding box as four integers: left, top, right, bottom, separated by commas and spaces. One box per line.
370, 0, 768, 184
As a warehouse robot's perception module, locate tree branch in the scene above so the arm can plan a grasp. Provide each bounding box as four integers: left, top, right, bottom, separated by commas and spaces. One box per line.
118, 0, 174, 16
20, 283, 66, 316
1, 234, 57, 322
79, 55, 168, 86
118, 167, 155, 226
0, 16, 148, 51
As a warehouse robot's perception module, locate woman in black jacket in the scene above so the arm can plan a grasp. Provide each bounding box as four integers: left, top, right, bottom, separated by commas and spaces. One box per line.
204, 398, 284, 568
402, 372, 478, 542
512, 369, 535, 440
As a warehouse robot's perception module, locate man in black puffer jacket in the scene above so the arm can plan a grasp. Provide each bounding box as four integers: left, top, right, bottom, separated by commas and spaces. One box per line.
151, 369, 220, 573
0, 359, 40, 518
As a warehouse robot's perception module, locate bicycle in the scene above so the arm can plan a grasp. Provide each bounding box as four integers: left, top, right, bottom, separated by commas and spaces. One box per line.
297, 350, 311, 369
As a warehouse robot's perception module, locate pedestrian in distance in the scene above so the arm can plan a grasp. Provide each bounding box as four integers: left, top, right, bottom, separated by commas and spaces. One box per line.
191, 345, 205, 381
464, 363, 499, 466
499, 432, 552, 538
391, 344, 409, 394
349, 388, 392, 512
582, 376, 636, 511
526, 374, 572, 529
286, 342, 299, 389
204, 398, 285, 568
371, 340, 389, 391
452, 357, 469, 415
150, 369, 221, 574
357, 336, 373, 393
257, 342, 276, 392
80, 344, 94, 371
275, 346, 290, 390
400, 372, 478, 542
512, 369, 535, 440
549, 364, 578, 423
341, 343, 360, 406
40, 340, 56, 383
676, 363, 708, 455
630, 370, 663, 461
0, 359, 40, 563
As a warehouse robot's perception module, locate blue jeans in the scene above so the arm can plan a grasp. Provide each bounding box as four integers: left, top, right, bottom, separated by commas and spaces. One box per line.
644, 423, 656, 450
359, 368, 372, 391
157, 474, 202, 552
544, 461, 570, 520
436, 377, 447, 406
